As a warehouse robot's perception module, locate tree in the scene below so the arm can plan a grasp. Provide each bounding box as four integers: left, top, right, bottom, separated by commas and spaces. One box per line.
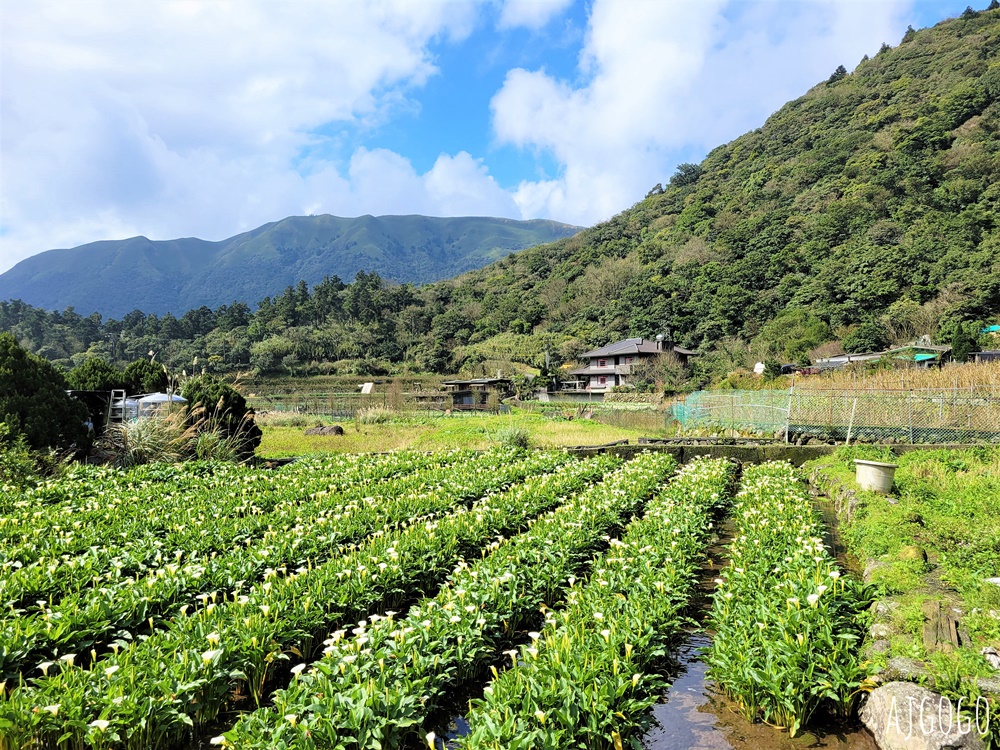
67, 357, 127, 391
629, 352, 689, 394
951, 324, 978, 363
123, 359, 169, 393
669, 163, 702, 188
841, 322, 890, 354
0, 333, 89, 451
752, 308, 833, 363
180, 375, 261, 456
827, 65, 847, 84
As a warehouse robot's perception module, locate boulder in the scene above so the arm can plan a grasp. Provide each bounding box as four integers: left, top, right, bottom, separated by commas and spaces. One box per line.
865, 560, 892, 583
976, 676, 1000, 696
982, 647, 1000, 672
898, 545, 928, 563
860, 682, 986, 750
883, 657, 932, 682
304, 425, 345, 436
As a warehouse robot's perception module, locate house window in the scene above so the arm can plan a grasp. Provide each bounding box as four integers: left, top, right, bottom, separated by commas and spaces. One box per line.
624, 356, 634, 364
598, 358, 607, 368
598, 376, 607, 386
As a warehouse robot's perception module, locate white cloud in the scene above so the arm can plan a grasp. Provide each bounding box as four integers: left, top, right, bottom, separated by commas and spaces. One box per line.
496, 0, 574, 30
493, 0, 916, 226
0, 0, 488, 272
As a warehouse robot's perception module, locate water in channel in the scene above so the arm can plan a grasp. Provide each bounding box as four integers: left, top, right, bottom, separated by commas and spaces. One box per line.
640, 634, 877, 750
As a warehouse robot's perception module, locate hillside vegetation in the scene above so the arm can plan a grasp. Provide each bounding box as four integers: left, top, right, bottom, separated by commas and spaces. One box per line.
443, 7, 1000, 361
2, 8, 999, 382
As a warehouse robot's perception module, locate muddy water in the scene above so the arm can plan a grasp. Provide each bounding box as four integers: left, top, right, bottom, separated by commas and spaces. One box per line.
641, 635, 877, 750
641, 494, 874, 750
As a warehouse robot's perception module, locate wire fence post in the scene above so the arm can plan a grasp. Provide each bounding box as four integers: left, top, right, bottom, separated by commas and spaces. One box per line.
846, 397, 857, 445
908, 391, 914, 445
784, 386, 793, 444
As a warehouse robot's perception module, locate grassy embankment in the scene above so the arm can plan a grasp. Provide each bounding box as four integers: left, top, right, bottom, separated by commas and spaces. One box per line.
805, 446, 1000, 688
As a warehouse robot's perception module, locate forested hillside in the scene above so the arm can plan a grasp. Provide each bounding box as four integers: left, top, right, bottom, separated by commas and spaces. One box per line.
2, 8, 999, 382
442, 6, 1000, 362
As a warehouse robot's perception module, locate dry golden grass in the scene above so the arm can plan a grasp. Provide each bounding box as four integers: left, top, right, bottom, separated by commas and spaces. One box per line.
795, 360, 1000, 393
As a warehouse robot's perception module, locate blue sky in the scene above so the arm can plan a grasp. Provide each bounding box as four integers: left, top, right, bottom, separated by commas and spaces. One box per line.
0, 0, 978, 273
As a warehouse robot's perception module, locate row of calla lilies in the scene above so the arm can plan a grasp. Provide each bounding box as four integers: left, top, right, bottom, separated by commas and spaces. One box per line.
1, 451, 462, 602
0, 451, 612, 750
0, 449, 514, 681
705, 462, 872, 737
213, 452, 678, 750
456, 457, 735, 749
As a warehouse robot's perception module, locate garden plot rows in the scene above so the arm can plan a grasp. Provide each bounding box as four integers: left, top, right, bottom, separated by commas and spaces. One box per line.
0, 455, 869, 750
0, 449, 570, 682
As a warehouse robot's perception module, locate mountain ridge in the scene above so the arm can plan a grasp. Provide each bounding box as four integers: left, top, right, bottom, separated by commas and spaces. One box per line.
0, 215, 581, 318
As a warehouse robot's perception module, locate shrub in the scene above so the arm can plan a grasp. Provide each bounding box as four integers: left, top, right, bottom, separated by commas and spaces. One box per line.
492, 424, 531, 450
181, 374, 261, 457
0, 333, 89, 451
123, 359, 169, 393
0, 423, 49, 489
355, 406, 395, 425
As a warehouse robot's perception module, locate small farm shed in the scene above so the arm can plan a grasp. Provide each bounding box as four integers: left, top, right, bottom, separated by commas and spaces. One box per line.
441, 378, 514, 406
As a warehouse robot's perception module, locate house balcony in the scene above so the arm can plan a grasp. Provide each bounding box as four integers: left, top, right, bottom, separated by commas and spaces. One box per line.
566, 364, 633, 377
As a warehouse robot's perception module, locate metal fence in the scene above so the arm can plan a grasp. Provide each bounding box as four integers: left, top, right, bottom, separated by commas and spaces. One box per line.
673, 389, 1000, 444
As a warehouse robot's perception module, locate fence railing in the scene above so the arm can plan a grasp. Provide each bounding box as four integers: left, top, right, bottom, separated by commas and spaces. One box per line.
673, 389, 1000, 444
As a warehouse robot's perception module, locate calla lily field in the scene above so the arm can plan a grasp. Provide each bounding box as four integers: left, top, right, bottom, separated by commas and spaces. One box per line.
0, 450, 878, 749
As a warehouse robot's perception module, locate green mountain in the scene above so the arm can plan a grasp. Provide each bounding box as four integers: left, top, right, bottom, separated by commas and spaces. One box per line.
0, 215, 580, 318
436, 8, 1000, 364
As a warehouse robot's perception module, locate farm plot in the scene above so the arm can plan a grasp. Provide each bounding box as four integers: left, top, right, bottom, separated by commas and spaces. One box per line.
0, 454, 877, 750
0, 450, 625, 748
1, 449, 543, 682
458, 456, 735, 750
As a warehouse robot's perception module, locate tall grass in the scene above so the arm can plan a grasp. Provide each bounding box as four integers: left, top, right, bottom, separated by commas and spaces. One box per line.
797, 360, 1000, 393
100, 409, 245, 467
490, 424, 531, 449
102, 411, 196, 468
355, 406, 396, 425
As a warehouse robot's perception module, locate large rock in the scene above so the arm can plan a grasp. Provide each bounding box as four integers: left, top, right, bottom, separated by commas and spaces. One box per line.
304, 425, 345, 436
898, 545, 928, 563
860, 682, 987, 750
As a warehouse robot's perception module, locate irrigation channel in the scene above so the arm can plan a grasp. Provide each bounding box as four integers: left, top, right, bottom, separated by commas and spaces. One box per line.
640, 634, 876, 750
639, 480, 875, 750
429, 469, 877, 750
